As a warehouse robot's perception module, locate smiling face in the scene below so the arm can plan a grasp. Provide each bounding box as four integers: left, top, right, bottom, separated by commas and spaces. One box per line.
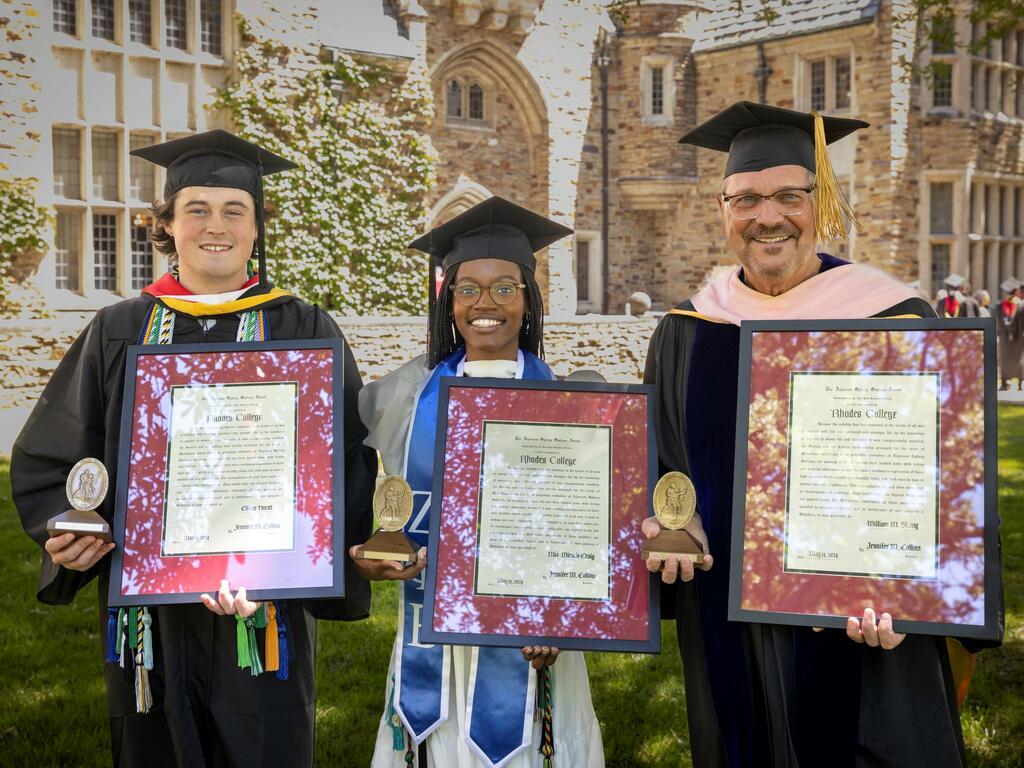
163, 186, 257, 294
717, 164, 820, 296
451, 258, 526, 362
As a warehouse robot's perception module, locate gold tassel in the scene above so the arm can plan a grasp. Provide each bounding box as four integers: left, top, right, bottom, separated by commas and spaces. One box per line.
812, 111, 862, 241
265, 601, 280, 672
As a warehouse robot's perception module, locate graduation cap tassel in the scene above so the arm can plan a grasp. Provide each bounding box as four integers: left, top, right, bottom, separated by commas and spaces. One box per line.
105, 608, 119, 663
265, 601, 280, 673
141, 608, 154, 670
812, 111, 862, 241
275, 604, 290, 681
134, 608, 153, 713
256, 157, 268, 290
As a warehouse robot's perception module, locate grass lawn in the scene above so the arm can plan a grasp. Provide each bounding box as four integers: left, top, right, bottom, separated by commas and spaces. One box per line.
0, 403, 1020, 766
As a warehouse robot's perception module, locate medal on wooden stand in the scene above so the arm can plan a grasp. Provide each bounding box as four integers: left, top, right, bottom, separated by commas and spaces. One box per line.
362, 476, 418, 562
642, 471, 705, 563
47, 457, 112, 542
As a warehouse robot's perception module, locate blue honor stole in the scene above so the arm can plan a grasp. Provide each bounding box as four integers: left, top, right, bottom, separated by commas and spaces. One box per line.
394, 348, 554, 767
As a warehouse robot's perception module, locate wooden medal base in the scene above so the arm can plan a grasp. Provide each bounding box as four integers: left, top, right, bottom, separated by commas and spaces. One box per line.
47, 508, 112, 543
362, 530, 418, 562
642, 528, 704, 564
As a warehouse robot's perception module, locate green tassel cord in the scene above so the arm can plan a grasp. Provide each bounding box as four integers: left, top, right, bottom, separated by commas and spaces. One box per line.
236, 613, 264, 676
537, 667, 554, 768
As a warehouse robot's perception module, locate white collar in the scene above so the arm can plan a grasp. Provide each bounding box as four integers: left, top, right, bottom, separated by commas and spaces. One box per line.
459, 350, 523, 379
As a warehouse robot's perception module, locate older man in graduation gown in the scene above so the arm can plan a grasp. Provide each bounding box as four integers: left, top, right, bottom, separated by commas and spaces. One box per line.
643, 102, 1003, 767
11, 131, 376, 767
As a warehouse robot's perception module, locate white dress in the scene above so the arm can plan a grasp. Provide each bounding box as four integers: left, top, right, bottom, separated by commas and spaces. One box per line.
359, 355, 605, 768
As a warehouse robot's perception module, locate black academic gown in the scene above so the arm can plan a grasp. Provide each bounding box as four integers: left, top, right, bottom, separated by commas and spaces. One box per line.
12, 287, 376, 768
644, 255, 1002, 768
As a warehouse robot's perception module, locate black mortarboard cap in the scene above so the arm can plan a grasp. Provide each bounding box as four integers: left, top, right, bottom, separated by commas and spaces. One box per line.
679, 101, 868, 177
409, 196, 572, 316
130, 130, 297, 288
409, 196, 572, 273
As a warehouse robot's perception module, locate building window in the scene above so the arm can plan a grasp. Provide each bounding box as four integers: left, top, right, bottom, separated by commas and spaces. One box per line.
43, 0, 231, 298
129, 132, 156, 202
804, 54, 852, 112
810, 60, 826, 111
932, 62, 953, 107
93, 213, 119, 290
965, 20, 1024, 117
574, 232, 602, 313
131, 217, 154, 289
930, 182, 954, 234
53, 0, 77, 35
92, 130, 120, 201
468, 83, 484, 121
53, 127, 82, 199
129, 0, 152, 45
651, 67, 665, 115
55, 211, 82, 292
166, 0, 188, 50
92, 0, 116, 40
446, 79, 462, 119
641, 56, 675, 125
966, 180, 1024, 297
200, 0, 222, 56
576, 239, 590, 303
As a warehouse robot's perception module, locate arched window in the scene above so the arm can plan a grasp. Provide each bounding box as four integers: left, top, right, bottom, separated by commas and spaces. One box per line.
468, 83, 485, 121
447, 79, 463, 118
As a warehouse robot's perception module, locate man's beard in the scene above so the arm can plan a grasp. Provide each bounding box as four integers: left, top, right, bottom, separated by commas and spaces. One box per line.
738, 223, 809, 280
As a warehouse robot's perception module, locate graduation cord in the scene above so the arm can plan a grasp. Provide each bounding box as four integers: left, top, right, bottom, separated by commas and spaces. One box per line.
537, 666, 555, 767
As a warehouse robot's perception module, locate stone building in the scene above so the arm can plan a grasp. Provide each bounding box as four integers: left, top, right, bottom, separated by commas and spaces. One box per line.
2, 0, 1022, 314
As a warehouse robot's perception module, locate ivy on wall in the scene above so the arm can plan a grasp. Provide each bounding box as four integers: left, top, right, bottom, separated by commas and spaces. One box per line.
0, 177, 50, 306
215, 20, 436, 314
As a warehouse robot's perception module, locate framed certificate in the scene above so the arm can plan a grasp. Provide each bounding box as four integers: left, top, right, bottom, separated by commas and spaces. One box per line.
421, 378, 660, 653
729, 319, 1000, 640
108, 340, 346, 606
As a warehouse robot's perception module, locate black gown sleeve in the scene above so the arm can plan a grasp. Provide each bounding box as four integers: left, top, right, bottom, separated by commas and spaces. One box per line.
301, 307, 376, 621
11, 313, 110, 605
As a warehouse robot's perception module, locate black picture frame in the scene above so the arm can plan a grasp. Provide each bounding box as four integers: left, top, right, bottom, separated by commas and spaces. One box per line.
728, 318, 1000, 640
421, 377, 661, 653
108, 339, 346, 607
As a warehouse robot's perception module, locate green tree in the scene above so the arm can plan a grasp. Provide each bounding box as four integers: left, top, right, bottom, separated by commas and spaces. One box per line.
215, 21, 435, 314
0, 177, 50, 306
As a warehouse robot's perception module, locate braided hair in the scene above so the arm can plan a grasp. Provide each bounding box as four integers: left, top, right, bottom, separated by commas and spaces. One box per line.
427, 262, 545, 368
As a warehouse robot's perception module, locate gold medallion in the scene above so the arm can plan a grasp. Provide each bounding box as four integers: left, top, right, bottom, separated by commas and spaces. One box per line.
373, 476, 413, 532
65, 457, 109, 512
652, 471, 696, 531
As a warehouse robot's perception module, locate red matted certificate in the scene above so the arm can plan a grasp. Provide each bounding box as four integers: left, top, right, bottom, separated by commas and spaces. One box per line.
108, 340, 346, 606
729, 319, 1001, 641
421, 378, 660, 653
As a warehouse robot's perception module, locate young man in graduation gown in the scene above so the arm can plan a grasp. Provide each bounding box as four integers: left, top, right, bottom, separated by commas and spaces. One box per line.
11, 131, 376, 767
642, 101, 1002, 767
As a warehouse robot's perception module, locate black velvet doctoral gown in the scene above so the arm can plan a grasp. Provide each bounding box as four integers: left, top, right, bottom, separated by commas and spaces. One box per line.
644, 256, 1001, 768
12, 287, 376, 768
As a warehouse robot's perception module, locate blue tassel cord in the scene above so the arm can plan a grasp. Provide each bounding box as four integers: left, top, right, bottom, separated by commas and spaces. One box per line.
276, 603, 290, 680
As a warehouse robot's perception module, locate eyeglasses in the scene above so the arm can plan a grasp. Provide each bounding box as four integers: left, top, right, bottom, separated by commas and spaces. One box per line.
450, 281, 527, 306
721, 186, 815, 220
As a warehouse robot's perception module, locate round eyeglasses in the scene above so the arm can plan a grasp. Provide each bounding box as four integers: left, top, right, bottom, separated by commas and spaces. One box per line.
721, 186, 815, 220
450, 281, 527, 306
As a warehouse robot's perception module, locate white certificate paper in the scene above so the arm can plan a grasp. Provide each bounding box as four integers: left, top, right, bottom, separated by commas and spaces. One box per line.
162, 382, 298, 556
474, 421, 611, 601
784, 371, 940, 580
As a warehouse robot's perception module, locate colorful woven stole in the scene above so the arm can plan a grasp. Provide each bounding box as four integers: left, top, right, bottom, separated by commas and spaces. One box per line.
108, 295, 282, 713
394, 348, 555, 768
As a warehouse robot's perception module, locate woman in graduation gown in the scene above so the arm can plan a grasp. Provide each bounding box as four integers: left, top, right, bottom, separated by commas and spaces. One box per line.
352, 197, 605, 768
11, 131, 376, 767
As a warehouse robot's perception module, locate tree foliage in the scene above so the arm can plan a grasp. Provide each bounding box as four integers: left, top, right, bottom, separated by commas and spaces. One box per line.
0, 177, 50, 305
215, 20, 435, 314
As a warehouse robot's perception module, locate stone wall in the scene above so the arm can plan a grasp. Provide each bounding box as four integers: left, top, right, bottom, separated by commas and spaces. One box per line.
0, 0, 43, 178
0, 313, 658, 411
